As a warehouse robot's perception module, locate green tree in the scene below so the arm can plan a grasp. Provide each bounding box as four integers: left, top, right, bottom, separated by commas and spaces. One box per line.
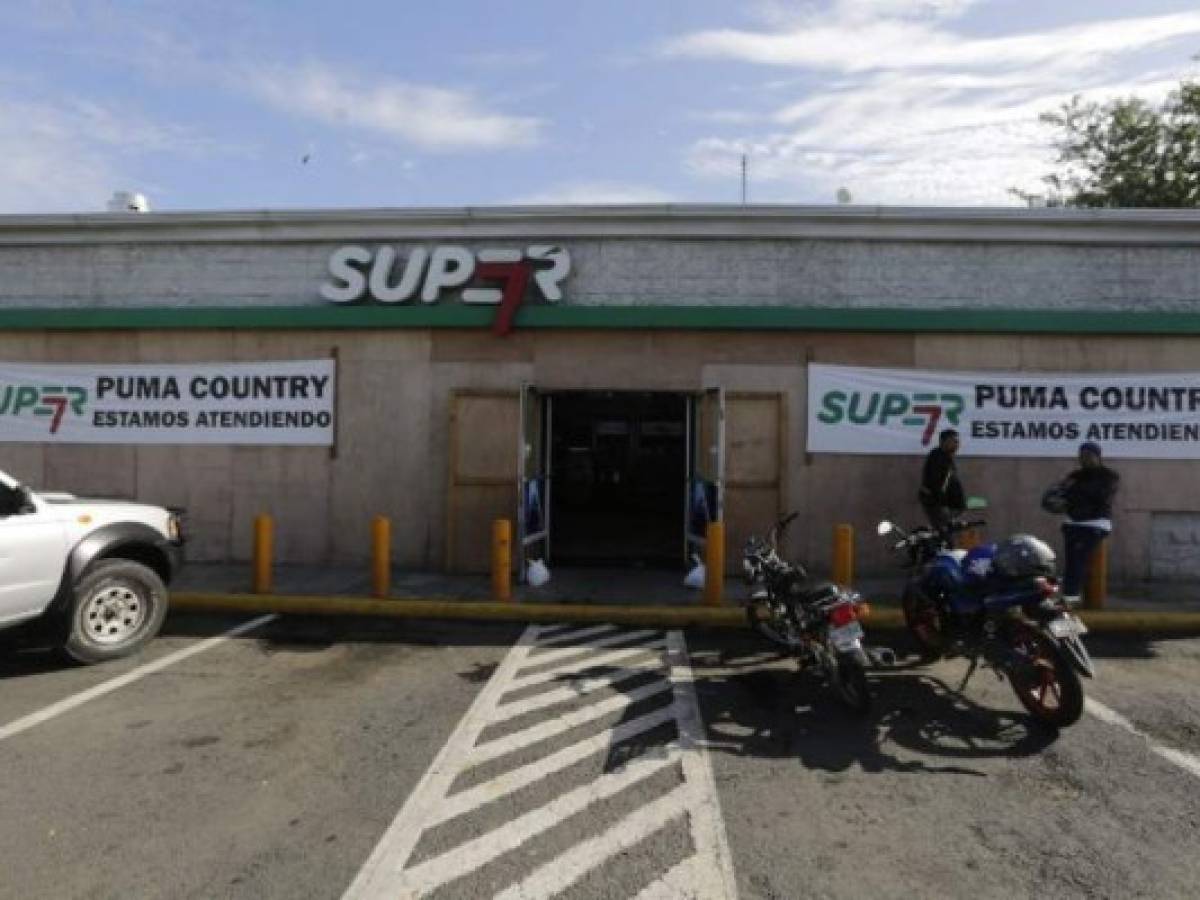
1018, 81, 1200, 208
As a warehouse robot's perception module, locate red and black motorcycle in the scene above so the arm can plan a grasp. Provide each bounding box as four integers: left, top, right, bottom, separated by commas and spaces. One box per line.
742, 512, 888, 713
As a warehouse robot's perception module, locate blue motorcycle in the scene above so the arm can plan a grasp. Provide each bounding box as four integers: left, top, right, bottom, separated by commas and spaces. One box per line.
876, 517, 1093, 728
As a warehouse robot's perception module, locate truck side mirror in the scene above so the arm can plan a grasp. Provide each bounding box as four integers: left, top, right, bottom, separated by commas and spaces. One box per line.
0, 485, 22, 517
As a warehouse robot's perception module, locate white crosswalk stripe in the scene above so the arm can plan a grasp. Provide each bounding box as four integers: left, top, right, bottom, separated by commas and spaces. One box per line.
342, 623, 738, 900
523, 628, 662, 665
508, 639, 669, 690
496, 659, 669, 719
430, 704, 679, 827
530, 623, 622, 649
467, 679, 674, 766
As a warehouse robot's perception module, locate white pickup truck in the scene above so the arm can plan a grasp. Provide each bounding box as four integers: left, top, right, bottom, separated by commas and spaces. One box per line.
0, 468, 184, 663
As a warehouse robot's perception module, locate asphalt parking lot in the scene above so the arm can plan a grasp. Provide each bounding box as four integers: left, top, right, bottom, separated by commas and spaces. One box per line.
1, 614, 1198, 900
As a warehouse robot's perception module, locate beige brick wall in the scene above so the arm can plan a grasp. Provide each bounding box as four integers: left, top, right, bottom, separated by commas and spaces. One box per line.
2, 328, 1198, 581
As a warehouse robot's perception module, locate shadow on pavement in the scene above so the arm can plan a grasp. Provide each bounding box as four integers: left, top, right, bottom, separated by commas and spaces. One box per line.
0, 612, 527, 680
681, 633, 1062, 775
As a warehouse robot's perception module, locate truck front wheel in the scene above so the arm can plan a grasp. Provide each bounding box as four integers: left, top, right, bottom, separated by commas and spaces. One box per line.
64, 560, 169, 664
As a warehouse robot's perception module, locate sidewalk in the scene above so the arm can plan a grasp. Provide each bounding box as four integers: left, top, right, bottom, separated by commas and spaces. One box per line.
170, 563, 1200, 613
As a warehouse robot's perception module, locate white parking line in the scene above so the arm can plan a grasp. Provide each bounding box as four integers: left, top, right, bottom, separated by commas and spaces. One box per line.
342, 623, 737, 900
1086, 698, 1200, 780
0, 614, 277, 744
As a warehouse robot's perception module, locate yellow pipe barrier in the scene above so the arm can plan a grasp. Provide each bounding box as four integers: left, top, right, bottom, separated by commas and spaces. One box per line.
171, 591, 1200, 635
833, 523, 854, 587
252, 514, 273, 595
1084, 538, 1108, 610
492, 519, 513, 602
371, 516, 391, 599
704, 521, 725, 606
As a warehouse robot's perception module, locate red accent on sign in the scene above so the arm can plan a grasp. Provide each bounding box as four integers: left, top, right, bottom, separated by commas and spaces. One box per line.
912, 404, 942, 446
43, 396, 68, 434
477, 261, 533, 337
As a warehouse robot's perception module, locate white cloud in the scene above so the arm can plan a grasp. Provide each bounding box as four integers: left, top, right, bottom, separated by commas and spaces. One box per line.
833, 0, 980, 22
246, 64, 543, 152
689, 109, 772, 125
671, 6, 1200, 205
513, 181, 675, 205
0, 91, 243, 212
752, 0, 980, 28
457, 50, 546, 69
663, 11, 1200, 75
687, 70, 1186, 205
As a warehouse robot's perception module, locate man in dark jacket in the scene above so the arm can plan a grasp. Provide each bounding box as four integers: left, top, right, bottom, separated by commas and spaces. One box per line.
1058, 441, 1119, 604
918, 429, 965, 535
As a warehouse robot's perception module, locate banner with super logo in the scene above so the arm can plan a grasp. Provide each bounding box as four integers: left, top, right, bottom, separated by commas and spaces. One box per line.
807, 363, 1200, 459
0, 359, 335, 445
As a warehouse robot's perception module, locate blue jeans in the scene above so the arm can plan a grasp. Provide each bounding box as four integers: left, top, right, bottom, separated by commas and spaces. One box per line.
1062, 524, 1107, 597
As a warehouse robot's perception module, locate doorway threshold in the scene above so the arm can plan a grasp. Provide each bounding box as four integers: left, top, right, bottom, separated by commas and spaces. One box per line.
514, 566, 707, 606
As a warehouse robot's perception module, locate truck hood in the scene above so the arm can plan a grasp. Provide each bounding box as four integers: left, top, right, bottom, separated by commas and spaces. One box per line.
40, 494, 151, 507
36, 493, 175, 537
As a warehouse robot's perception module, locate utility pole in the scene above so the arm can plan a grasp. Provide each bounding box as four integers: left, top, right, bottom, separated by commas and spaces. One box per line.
740, 154, 748, 204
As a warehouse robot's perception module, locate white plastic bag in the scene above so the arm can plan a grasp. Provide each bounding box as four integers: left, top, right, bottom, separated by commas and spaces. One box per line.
683, 554, 706, 590
526, 558, 551, 587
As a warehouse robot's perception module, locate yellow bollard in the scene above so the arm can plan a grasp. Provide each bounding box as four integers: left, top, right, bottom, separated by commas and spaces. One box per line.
704, 521, 725, 607
371, 516, 391, 599
492, 519, 513, 602
1084, 538, 1108, 610
252, 514, 274, 595
833, 523, 854, 587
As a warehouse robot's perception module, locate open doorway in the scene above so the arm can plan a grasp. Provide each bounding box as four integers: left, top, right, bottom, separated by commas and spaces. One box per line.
549, 391, 687, 567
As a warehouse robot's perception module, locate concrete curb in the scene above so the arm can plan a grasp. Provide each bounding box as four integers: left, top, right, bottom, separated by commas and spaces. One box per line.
172, 592, 749, 629
171, 592, 1200, 635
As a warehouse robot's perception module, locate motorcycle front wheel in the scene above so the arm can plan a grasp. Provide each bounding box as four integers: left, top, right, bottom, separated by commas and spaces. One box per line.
902, 583, 946, 661
830, 653, 872, 714
1007, 626, 1084, 728
745, 598, 795, 649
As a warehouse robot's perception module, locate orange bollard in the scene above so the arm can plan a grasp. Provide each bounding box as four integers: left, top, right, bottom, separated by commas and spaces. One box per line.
1084, 538, 1108, 610
371, 516, 391, 599
704, 521, 725, 606
492, 519, 513, 602
253, 514, 273, 595
833, 523, 854, 586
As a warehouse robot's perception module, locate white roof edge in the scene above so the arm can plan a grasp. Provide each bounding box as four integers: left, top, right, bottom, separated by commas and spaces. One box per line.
2, 203, 1200, 246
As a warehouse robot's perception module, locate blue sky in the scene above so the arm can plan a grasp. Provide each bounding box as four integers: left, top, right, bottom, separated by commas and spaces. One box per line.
0, 0, 1198, 212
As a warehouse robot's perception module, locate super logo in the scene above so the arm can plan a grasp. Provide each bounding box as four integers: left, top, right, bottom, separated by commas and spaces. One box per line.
0, 385, 88, 434
817, 391, 965, 446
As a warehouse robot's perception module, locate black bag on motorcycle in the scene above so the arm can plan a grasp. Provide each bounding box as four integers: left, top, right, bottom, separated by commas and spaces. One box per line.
993, 534, 1057, 578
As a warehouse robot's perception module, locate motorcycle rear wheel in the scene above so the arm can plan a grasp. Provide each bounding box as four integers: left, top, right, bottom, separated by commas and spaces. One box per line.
1007, 627, 1084, 728
831, 654, 872, 714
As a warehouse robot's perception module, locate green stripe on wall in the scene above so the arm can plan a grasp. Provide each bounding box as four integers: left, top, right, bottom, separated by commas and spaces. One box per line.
1, 304, 1199, 334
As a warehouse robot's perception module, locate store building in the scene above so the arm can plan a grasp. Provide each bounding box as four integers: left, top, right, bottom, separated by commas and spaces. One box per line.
2, 205, 1200, 583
